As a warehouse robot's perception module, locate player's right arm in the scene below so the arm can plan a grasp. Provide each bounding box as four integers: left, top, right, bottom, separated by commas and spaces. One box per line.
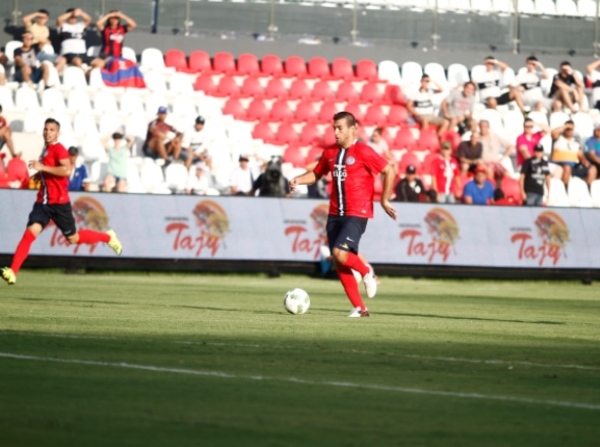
29, 157, 72, 177
379, 164, 397, 220
289, 170, 320, 192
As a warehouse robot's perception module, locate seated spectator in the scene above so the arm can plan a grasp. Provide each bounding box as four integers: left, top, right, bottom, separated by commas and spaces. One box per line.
479, 120, 514, 180
514, 56, 548, 112
548, 61, 585, 114
57, 8, 93, 69
474, 56, 526, 114
551, 121, 597, 187
585, 124, 600, 176
406, 74, 449, 138
102, 132, 133, 192
440, 81, 476, 135
394, 165, 426, 202
67, 146, 90, 191
230, 155, 256, 196
186, 162, 217, 195
252, 156, 290, 198
520, 144, 550, 206
457, 131, 484, 174
463, 165, 495, 205
516, 118, 549, 169
431, 141, 460, 204
0, 104, 19, 159
181, 116, 210, 169
14, 32, 50, 88
143, 107, 183, 163
22, 9, 66, 72
369, 127, 394, 163
92, 10, 137, 69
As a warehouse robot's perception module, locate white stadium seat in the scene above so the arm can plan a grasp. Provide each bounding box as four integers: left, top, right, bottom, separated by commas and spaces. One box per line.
73, 113, 99, 139
424, 62, 448, 88
168, 72, 194, 95
4, 41, 22, 64
81, 137, 107, 163
67, 89, 93, 113
0, 86, 16, 111
140, 161, 170, 194
572, 112, 594, 141
93, 91, 119, 115
578, 0, 597, 18
141, 48, 167, 73
547, 178, 569, 207
15, 86, 40, 111
518, 0, 537, 14
41, 88, 67, 113
590, 179, 600, 207
120, 88, 146, 116
122, 47, 137, 63
172, 95, 197, 117
556, 0, 581, 16
62, 66, 88, 90
493, 0, 514, 14
23, 110, 47, 133
567, 177, 592, 207
447, 63, 470, 88
98, 114, 123, 136
378, 60, 401, 84
401, 61, 423, 86
549, 111, 570, 129
164, 163, 189, 193
143, 71, 168, 94
535, 0, 558, 15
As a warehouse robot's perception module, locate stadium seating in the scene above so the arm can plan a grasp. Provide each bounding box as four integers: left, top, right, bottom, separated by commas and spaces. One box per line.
213, 51, 236, 75
308, 57, 331, 79
261, 54, 284, 76
284, 56, 308, 78
331, 58, 355, 81
188, 50, 213, 73
237, 53, 260, 76
165, 49, 190, 73
264, 78, 287, 99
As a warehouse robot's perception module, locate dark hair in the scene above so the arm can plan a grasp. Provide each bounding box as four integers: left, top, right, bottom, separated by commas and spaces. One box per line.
333, 111, 357, 127
374, 127, 383, 134
66, 8, 75, 13
485, 56, 495, 61
68, 146, 79, 156
45, 118, 61, 129
526, 56, 538, 62
464, 81, 475, 89
0, 104, 2, 112
560, 61, 571, 67
38, 9, 49, 16
565, 120, 575, 126
421, 74, 430, 80
524, 118, 533, 124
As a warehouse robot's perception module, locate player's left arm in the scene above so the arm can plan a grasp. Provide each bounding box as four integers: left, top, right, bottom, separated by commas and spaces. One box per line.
29, 157, 72, 177
379, 163, 398, 220
289, 170, 320, 192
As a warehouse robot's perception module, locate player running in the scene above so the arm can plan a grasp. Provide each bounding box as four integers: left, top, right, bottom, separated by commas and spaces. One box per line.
1, 118, 122, 286
289, 111, 397, 317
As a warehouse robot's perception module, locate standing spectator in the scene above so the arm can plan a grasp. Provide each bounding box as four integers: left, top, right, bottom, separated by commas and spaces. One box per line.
551, 121, 597, 187
479, 120, 514, 179
463, 165, 495, 205
13, 32, 50, 88
67, 146, 90, 192
181, 116, 210, 169
57, 8, 93, 69
229, 155, 255, 196
289, 111, 397, 318
431, 142, 460, 203
440, 81, 476, 135
548, 61, 585, 114
515, 56, 548, 112
369, 127, 394, 163
585, 124, 600, 175
394, 165, 425, 202
474, 56, 527, 114
186, 162, 217, 195
520, 144, 550, 206
457, 131, 484, 174
515, 118, 549, 169
143, 107, 183, 163
91, 10, 137, 69
102, 133, 133, 193
0, 104, 19, 158
406, 74, 449, 138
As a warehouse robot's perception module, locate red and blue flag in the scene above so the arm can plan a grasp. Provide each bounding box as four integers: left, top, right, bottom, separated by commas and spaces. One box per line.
101, 57, 146, 88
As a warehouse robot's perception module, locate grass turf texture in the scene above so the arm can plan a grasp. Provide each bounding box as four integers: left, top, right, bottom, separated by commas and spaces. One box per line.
0, 271, 599, 447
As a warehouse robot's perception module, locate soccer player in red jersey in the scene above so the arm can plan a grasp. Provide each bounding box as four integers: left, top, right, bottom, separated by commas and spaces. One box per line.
289, 112, 397, 317
1, 118, 122, 286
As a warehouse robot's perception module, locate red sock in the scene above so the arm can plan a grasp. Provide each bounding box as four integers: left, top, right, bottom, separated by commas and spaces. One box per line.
77, 229, 110, 244
337, 264, 366, 310
11, 230, 37, 274
342, 252, 369, 277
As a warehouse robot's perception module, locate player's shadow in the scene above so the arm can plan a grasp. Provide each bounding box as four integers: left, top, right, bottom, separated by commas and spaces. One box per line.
20, 297, 131, 305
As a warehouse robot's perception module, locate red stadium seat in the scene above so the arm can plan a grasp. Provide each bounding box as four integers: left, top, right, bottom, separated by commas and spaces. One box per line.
6, 157, 29, 189
422, 151, 442, 175
164, 49, 189, 72
270, 99, 294, 122
317, 101, 340, 123
294, 101, 317, 123
284, 55, 307, 78
282, 144, 306, 167
356, 59, 378, 81
275, 123, 299, 145
500, 177, 523, 205
308, 57, 331, 79
237, 53, 260, 76
336, 82, 358, 102
213, 51, 236, 74
252, 122, 275, 143
246, 99, 269, 121
323, 126, 337, 146
239, 76, 264, 98
222, 98, 246, 120
383, 84, 405, 105
299, 123, 322, 146
289, 79, 310, 100
399, 152, 422, 175
440, 130, 461, 153
393, 127, 417, 151
188, 50, 212, 73
264, 78, 287, 99
360, 83, 383, 104
311, 80, 335, 101
306, 145, 323, 163
344, 102, 364, 123
363, 104, 386, 126
261, 54, 284, 76
215, 75, 239, 97
331, 57, 355, 80
418, 128, 441, 152
387, 105, 409, 126
193, 74, 216, 95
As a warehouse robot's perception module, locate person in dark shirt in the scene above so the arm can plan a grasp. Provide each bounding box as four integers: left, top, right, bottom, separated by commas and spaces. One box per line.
13, 32, 50, 86
394, 165, 426, 202
520, 144, 550, 206
457, 131, 484, 175
548, 61, 585, 114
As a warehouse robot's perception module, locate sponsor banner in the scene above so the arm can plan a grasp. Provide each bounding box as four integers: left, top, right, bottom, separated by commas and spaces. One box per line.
1, 190, 599, 268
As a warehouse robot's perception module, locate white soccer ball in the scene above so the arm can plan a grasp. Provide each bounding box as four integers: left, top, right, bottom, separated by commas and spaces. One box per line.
283, 288, 310, 315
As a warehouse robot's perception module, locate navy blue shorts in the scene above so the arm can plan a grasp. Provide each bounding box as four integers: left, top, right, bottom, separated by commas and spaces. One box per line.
27, 202, 77, 237
326, 215, 368, 254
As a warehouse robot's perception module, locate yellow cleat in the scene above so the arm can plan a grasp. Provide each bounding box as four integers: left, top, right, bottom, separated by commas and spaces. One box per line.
106, 230, 122, 256
1, 267, 16, 285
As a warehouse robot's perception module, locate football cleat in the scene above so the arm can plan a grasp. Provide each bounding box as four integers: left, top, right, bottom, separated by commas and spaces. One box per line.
106, 230, 122, 256
1, 267, 16, 285
363, 265, 377, 299
348, 307, 370, 318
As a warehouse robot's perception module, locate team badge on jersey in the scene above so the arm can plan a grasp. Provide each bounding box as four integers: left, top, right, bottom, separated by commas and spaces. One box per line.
346, 156, 355, 165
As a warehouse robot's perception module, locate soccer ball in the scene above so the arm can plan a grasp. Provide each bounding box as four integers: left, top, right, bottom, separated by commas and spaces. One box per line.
283, 288, 310, 315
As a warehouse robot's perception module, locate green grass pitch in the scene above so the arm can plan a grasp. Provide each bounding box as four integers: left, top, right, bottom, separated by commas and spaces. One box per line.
1, 270, 599, 447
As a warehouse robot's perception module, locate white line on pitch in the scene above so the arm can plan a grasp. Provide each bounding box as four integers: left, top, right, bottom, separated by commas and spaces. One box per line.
0, 352, 599, 411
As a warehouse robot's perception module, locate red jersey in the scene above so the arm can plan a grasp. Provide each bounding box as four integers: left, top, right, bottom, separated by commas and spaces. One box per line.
432, 157, 460, 195
101, 25, 128, 58
314, 140, 388, 218
146, 119, 176, 143
0, 116, 7, 129
36, 142, 70, 205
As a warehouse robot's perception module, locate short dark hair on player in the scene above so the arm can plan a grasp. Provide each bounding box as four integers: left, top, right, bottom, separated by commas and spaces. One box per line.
45, 118, 61, 129
333, 111, 357, 127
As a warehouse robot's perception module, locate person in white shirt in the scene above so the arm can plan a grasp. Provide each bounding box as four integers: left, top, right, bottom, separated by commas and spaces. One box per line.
369, 128, 394, 163
474, 56, 526, 113
406, 74, 449, 138
56, 8, 93, 68
229, 155, 255, 196
186, 162, 217, 195
515, 56, 548, 111
181, 116, 211, 169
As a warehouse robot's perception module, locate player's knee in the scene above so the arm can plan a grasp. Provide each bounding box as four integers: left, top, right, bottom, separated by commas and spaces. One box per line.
332, 247, 348, 263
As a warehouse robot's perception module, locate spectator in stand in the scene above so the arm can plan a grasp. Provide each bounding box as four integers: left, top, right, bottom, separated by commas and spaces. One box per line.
584, 124, 600, 177
473, 56, 527, 114
440, 81, 476, 135
585, 59, 600, 110
0, 51, 6, 85
67, 147, 90, 192
22, 9, 66, 72
479, 120, 514, 180
101, 132, 133, 192
551, 121, 597, 187
520, 144, 550, 206
406, 75, 449, 139
548, 61, 585, 114
463, 165, 495, 205
369, 127, 394, 163
229, 155, 255, 196
91, 10, 137, 69
0, 105, 19, 159
431, 142, 460, 204
186, 162, 217, 195
143, 107, 183, 164
394, 165, 425, 202
56, 8, 93, 69
14, 32, 50, 88
514, 56, 548, 112
516, 118, 550, 168
457, 131, 484, 175
181, 116, 210, 170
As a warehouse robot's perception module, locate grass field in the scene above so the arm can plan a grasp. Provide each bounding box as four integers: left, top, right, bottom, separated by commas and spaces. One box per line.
0, 270, 599, 447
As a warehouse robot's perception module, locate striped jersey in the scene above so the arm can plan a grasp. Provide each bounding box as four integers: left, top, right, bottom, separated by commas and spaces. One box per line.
313, 141, 388, 218
36, 142, 70, 205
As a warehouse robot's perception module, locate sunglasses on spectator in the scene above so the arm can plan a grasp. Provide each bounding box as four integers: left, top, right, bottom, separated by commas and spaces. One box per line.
565, 127, 574, 131
524, 124, 533, 128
